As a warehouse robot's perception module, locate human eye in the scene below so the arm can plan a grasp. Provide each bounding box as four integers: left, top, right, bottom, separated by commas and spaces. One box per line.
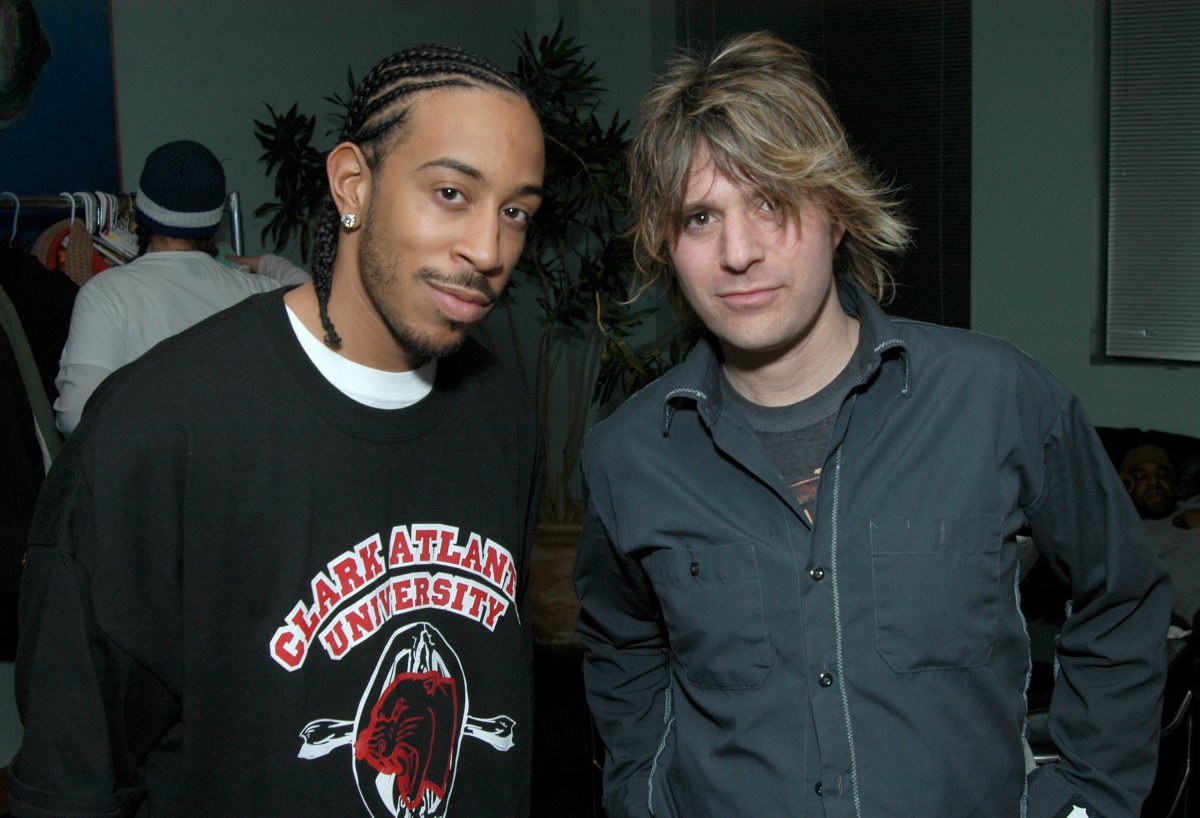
435, 187, 465, 204
501, 205, 530, 225
752, 193, 785, 224
755, 195, 787, 230
682, 210, 711, 230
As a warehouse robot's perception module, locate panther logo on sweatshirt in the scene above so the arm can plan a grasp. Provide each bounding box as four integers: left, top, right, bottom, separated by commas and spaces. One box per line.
294, 622, 515, 818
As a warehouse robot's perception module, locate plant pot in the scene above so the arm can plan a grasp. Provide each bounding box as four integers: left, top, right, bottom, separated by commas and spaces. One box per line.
531, 522, 583, 651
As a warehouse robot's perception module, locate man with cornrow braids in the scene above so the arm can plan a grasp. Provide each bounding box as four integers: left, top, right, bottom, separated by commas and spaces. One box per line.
12, 44, 546, 818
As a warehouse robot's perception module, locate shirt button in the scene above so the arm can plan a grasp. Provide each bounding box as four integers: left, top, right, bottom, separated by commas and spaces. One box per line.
818, 672, 833, 688
809, 565, 825, 581
690, 561, 700, 577
815, 782, 823, 796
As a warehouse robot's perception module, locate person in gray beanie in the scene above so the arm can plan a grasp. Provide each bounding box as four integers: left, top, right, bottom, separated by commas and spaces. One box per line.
52, 139, 309, 434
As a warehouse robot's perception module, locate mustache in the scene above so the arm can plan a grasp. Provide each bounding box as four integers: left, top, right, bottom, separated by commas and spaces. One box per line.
417, 268, 499, 306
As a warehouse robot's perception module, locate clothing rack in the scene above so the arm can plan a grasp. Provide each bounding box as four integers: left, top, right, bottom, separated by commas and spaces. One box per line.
0, 191, 246, 255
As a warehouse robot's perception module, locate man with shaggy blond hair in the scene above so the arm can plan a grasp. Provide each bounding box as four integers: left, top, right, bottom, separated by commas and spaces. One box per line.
575, 32, 1168, 818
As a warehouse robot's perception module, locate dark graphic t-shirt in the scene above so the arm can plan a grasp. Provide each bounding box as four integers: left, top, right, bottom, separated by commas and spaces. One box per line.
723, 331, 869, 525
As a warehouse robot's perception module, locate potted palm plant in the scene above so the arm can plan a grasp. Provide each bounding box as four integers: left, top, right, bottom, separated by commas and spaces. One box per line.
499, 26, 681, 525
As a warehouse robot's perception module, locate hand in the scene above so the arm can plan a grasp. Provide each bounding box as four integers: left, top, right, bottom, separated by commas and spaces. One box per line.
226, 253, 261, 273
1172, 508, 1200, 529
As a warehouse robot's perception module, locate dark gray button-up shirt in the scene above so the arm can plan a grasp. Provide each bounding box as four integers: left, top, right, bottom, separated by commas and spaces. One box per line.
576, 279, 1169, 818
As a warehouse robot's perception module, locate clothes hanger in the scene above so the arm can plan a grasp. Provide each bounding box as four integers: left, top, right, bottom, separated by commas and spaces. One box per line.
1, 192, 17, 246
94, 192, 107, 234
80, 192, 98, 234
98, 192, 116, 233
78, 192, 91, 234
59, 192, 76, 225
89, 192, 136, 264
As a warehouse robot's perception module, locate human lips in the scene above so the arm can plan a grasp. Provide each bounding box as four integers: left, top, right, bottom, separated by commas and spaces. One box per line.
716, 285, 781, 307
422, 272, 497, 324
1143, 486, 1171, 505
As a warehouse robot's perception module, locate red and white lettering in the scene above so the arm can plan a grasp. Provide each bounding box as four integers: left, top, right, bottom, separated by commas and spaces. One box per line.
272, 525, 521, 669
270, 626, 306, 670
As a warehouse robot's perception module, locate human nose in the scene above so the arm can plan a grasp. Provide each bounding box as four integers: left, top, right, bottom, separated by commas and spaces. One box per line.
719, 211, 764, 272
457, 209, 503, 274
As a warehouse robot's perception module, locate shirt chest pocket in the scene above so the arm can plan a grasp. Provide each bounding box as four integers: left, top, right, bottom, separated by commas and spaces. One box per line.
869, 515, 1002, 672
644, 542, 772, 689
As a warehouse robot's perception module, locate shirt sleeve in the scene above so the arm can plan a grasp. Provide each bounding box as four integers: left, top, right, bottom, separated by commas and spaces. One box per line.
1023, 393, 1171, 818
9, 548, 161, 818
53, 282, 125, 435
574, 456, 672, 818
256, 254, 311, 287
9, 414, 183, 817
53, 363, 111, 435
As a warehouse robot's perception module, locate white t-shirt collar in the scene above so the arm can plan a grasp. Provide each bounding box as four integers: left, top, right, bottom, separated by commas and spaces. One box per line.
285, 304, 435, 409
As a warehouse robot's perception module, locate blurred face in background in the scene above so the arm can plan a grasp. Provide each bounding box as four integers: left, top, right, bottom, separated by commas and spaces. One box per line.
1123, 459, 1178, 519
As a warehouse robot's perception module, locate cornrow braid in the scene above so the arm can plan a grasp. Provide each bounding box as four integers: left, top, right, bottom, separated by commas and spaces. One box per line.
309, 45, 529, 347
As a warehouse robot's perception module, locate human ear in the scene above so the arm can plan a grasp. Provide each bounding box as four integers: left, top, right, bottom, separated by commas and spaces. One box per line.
831, 221, 847, 249
327, 142, 371, 219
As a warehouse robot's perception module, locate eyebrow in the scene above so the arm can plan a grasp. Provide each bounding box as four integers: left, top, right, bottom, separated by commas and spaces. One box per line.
417, 157, 544, 199
419, 157, 481, 180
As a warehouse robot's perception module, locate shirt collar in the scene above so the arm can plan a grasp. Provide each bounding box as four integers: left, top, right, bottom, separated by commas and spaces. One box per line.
660, 277, 910, 435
